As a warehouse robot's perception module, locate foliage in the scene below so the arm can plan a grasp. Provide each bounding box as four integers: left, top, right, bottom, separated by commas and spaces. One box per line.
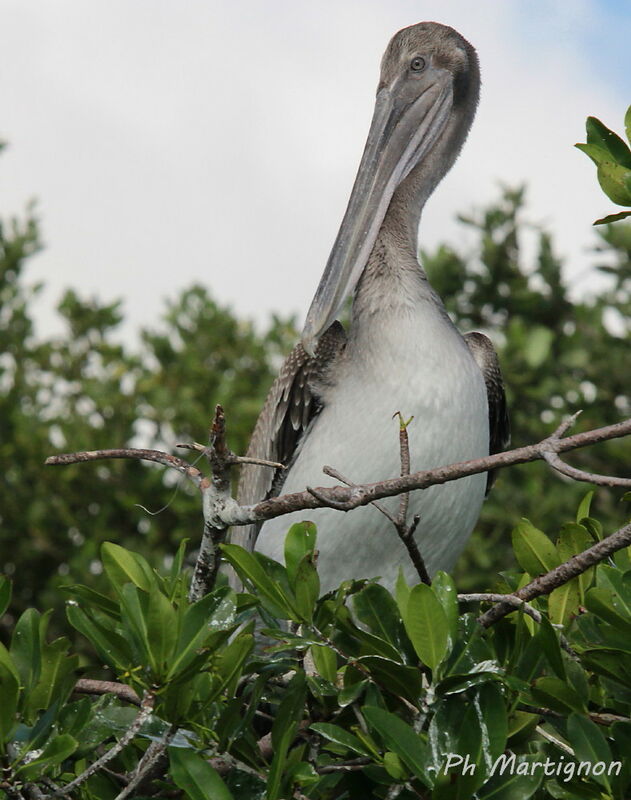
3, 509, 631, 799
575, 105, 631, 224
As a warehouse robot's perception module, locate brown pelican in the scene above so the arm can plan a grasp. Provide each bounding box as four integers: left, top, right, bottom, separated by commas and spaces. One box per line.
234, 22, 509, 593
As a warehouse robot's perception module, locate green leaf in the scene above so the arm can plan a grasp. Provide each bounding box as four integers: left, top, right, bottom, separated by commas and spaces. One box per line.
284, 521, 316, 585
535, 615, 565, 680
145, 584, 178, 677
310, 644, 337, 683
60, 584, 120, 619
404, 583, 449, 669
353, 583, 402, 649
586, 115, 631, 169
271, 671, 306, 751
395, 568, 411, 619
210, 633, 254, 702
477, 754, 543, 799
363, 705, 431, 787
27, 637, 79, 714
566, 713, 613, 791
267, 719, 297, 800
575, 141, 612, 166
220, 543, 297, 619
383, 750, 406, 780
512, 520, 560, 576
530, 676, 586, 714
556, 522, 594, 601
168, 587, 237, 679
576, 492, 594, 523
355, 656, 422, 704
15, 734, 78, 780
169, 746, 234, 800
120, 583, 152, 666
66, 604, 131, 671
0, 661, 20, 744
594, 210, 631, 224
585, 586, 631, 633
310, 722, 370, 755
625, 104, 631, 144
294, 553, 320, 623
10, 608, 45, 694
597, 160, 631, 206
0, 576, 11, 618
432, 571, 459, 644
101, 541, 155, 593
548, 578, 580, 626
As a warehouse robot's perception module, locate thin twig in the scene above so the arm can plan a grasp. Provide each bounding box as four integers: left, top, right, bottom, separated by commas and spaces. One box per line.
52, 691, 155, 797
113, 725, 176, 800
322, 466, 398, 524
315, 758, 371, 774
542, 450, 631, 487
244, 416, 631, 524
458, 594, 577, 658
479, 522, 631, 627
45, 448, 207, 489
394, 412, 413, 528
74, 679, 140, 706
46, 416, 631, 529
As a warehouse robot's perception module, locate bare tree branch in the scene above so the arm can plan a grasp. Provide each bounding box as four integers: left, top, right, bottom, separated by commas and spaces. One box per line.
74, 679, 141, 706
243, 416, 631, 525
45, 448, 207, 489
542, 450, 631, 487
52, 691, 155, 797
458, 594, 578, 657
478, 521, 631, 627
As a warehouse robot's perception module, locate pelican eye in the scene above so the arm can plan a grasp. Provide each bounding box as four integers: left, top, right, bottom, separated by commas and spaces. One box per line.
410, 56, 426, 72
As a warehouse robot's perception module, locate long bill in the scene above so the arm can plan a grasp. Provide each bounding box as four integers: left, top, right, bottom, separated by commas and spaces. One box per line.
302, 71, 453, 355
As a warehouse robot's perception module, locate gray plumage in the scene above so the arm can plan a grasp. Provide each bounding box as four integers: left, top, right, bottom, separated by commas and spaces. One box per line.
231, 22, 509, 590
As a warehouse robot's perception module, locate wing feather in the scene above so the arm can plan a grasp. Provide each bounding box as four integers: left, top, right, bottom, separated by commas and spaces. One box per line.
464, 331, 510, 494
231, 321, 346, 552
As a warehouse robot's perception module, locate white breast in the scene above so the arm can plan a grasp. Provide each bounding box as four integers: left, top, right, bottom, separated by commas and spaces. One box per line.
256, 300, 488, 593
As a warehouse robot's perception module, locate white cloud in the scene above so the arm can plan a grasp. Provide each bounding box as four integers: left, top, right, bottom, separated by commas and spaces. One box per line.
0, 0, 627, 341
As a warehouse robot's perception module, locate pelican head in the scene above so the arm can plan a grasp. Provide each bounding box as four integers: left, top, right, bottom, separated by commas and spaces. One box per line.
302, 22, 480, 354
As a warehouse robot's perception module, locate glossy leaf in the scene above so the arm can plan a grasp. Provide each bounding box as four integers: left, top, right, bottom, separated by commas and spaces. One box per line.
432, 571, 459, 645
66, 604, 131, 671
310, 644, 337, 683
530, 676, 586, 714
512, 520, 560, 576
353, 583, 403, 650
10, 608, 43, 693
220, 543, 297, 619
168, 587, 237, 679
284, 521, 317, 585
101, 541, 155, 593
597, 160, 631, 206
356, 656, 422, 704
15, 734, 78, 780
294, 553, 320, 623
310, 722, 370, 756
548, 578, 580, 626
405, 583, 449, 669
363, 705, 431, 787
169, 746, 234, 800
586, 115, 631, 169
567, 713, 613, 791
576, 491, 594, 523
0, 661, 20, 744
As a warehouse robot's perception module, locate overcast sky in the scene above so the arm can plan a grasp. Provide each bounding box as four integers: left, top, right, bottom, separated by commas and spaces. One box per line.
2, 0, 630, 341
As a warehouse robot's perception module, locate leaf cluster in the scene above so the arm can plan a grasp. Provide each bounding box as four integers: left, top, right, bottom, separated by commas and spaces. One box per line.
576, 106, 631, 224
2, 502, 631, 799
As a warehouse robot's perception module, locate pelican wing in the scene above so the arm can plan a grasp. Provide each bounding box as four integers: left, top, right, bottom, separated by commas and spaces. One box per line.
464, 332, 510, 493
232, 321, 347, 552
